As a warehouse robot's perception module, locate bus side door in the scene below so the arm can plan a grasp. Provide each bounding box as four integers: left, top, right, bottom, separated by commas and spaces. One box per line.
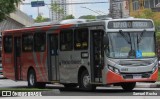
48, 34, 59, 81
90, 29, 104, 83
14, 37, 22, 80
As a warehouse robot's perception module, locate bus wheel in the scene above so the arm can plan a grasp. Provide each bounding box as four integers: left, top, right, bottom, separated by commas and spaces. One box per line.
28, 69, 37, 88
79, 70, 96, 91
121, 82, 136, 91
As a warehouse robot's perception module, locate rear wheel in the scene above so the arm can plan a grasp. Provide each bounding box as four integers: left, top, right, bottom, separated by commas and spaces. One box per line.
27, 69, 46, 88
79, 70, 96, 91
121, 82, 136, 91
28, 69, 36, 88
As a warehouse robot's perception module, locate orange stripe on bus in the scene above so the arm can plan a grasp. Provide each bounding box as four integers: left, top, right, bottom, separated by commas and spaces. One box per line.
106, 68, 158, 84
60, 24, 73, 29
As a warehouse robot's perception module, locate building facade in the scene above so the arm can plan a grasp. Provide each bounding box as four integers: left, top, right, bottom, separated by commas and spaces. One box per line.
110, 0, 129, 19
129, 0, 160, 16
51, 0, 68, 21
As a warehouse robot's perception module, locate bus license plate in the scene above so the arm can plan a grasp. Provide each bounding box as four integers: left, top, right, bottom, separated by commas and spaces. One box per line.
133, 75, 141, 79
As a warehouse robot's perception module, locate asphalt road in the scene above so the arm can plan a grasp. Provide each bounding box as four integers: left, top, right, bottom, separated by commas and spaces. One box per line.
0, 75, 160, 96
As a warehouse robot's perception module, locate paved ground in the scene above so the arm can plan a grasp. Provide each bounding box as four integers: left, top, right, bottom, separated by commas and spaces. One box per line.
0, 75, 160, 97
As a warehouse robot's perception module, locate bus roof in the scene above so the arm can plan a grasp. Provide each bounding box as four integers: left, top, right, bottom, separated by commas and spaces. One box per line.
2, 18, 154, 34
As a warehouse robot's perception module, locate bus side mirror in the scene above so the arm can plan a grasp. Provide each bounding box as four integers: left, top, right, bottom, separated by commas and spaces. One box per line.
103, 34, 109, 47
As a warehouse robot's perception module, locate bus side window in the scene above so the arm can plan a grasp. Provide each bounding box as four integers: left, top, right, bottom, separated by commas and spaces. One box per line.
3, 36, 13, 53
34, 32, 46, 52
22, 34, 33, 52
74, 28, 88, 50
60, 29, 73, 51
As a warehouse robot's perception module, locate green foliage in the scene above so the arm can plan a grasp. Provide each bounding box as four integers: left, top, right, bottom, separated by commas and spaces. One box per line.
134, 9, 160, 41
34, 15, 49, 23
135, 9, 154, 19
63, 15, 75, 20
0, 0, 21, 22
79, 15, 96, 19
51, 1, 64, 14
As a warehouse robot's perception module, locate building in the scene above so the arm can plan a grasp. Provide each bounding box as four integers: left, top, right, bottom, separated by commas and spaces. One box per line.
67, 0, 74, 15
51, 0, 68, 21
110, 0, 129, 19
129, 0, 160, 16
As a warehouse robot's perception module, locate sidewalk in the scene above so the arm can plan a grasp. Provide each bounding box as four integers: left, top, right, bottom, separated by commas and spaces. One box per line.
136, 82, 160, 88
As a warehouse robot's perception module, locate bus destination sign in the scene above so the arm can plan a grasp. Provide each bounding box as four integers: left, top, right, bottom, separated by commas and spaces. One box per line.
108, 21, 153, 29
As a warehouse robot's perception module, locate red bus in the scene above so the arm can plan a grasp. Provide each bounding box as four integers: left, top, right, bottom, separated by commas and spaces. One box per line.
2, 19, 158, 91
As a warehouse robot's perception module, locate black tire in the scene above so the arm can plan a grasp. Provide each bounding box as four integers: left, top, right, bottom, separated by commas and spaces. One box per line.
79, 70, 96, 91
64, 84, 77, 88
121, 82, 136, 91
28, 69, 37, 88
28, 69, 46, 88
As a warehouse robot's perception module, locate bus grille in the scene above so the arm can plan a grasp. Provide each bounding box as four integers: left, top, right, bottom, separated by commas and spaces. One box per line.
122, 72, 151, 79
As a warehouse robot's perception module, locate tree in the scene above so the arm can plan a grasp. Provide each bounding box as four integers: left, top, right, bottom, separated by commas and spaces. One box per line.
0, 0, 21, 22
63, 15, 75, 20
132, 9, 160, 41
50, 1, 64, 20
79, 15, 96, 19
34, 15, 49, 23
133, 9, 160, 28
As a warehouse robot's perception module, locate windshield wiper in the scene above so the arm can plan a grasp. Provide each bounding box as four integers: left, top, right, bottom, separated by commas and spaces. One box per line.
137, 29, 146, 43
137, 29, 146, 50
119, 30, 131, 44
119, 30, 133, 51
119, 30, 135, 58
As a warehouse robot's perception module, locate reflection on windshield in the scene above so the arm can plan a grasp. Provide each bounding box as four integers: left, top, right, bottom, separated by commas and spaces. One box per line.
107, 32, 155, 59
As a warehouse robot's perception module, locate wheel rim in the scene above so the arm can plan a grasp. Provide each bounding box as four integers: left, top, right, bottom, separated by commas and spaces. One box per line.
83, 74, 90, 88
29, 73, 34, 86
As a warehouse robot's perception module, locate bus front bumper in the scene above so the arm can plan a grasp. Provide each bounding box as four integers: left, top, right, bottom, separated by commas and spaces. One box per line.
106, 68, 158, 84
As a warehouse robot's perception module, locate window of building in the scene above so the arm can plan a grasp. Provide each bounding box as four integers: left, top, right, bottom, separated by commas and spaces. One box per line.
34, 32, 46, 52
22, 34, 33, 52
3, 36, 12, 53
132, 0, 139, 11
74, 28, 88, 50
155, 0, 159, 6
144, 0, 150, 8
60, 29, 73, 51
150, 0, 155, 8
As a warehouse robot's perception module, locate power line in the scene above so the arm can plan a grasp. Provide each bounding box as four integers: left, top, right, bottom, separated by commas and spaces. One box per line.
21, 2, 109, 5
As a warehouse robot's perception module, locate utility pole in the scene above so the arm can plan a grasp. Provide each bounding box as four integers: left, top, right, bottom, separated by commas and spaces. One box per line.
51, 0, 54, 21
37, 0, 40, 16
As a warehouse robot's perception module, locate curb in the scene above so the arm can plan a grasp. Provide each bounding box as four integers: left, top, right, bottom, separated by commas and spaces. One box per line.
41, 89, 61, 96
136, 82, 160, 88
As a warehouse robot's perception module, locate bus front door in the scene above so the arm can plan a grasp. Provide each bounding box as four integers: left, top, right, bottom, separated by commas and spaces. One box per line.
48, 34, 59, 81
90, 30, 104, 83
14, 37, 22, 80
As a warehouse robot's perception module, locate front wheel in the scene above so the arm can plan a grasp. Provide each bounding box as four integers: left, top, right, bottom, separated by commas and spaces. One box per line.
79, 70, 96, 91
121, 82, 136, 91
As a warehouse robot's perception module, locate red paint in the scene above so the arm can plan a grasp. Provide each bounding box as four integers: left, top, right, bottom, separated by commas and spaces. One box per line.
106, 68, 158, 84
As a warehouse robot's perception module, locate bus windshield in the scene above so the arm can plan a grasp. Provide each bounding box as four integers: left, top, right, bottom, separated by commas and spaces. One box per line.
106, 31, 155, 59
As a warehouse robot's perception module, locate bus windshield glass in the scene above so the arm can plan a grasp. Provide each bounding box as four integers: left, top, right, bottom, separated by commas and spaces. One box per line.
106, 31, 155, 59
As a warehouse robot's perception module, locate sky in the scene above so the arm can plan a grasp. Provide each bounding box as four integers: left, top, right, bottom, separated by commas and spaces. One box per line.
20, 0, 110, 19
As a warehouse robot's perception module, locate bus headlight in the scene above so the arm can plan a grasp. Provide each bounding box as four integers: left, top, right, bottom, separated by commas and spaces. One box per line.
152, 63, 158, 73
114, 68, 120, 74
108, 65, 120, 74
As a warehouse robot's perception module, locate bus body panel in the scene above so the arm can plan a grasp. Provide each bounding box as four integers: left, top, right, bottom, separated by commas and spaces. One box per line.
1, 18, 158, 89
